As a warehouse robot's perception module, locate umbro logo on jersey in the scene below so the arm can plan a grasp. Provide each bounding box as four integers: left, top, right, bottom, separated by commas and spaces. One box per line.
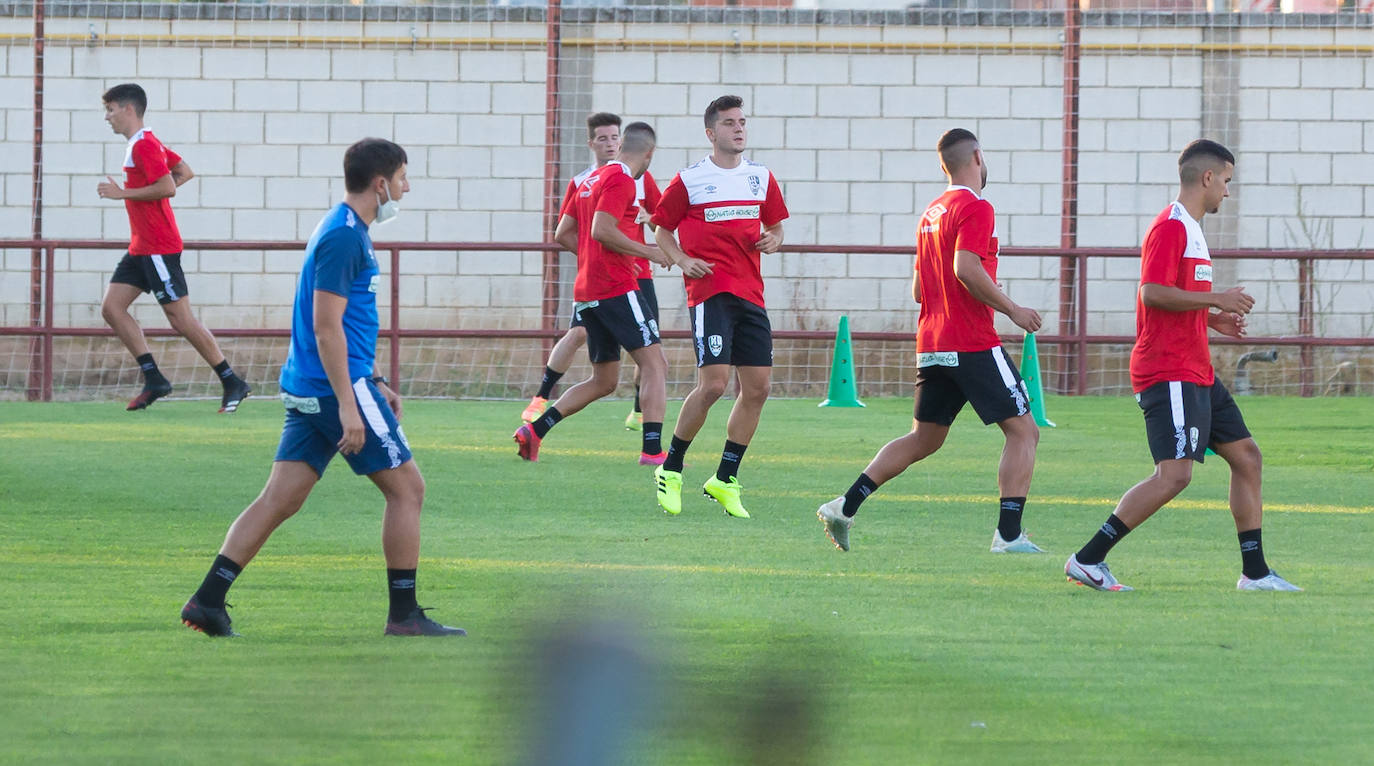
704, 185, 718, 193
923, 204, 947, 223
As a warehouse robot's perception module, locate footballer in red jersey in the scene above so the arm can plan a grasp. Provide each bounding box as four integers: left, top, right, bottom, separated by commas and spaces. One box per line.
817, 128, 1046, 556
97, 83, 250, 413
648, 95, 789, 520
515, 123, 674, 465
1064, 139, 1301, 593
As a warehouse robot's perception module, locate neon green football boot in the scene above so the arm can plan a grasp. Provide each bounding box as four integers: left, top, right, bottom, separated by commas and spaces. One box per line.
702, 476, 750, 519
655, 466, 683, 515
625, 410, 643, 431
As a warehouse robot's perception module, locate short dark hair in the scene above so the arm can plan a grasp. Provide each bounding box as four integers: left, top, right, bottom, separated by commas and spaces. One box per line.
704, 95, 744, 129
620, 122, 656, 154
1178, 139, 1235, 185
102, 83, 148, 117
937, 128, 979, 172
587, 112, 621, 139
343, 138, 408, 194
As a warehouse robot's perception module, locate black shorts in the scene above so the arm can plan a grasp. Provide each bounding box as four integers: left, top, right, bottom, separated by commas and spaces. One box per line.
637, 277, 659, 322
575, 289, 660, 364
689, 292, 772, 368
1138, 379, 1251, 464
914, 346, 1030, 426
111, 253, 188, 305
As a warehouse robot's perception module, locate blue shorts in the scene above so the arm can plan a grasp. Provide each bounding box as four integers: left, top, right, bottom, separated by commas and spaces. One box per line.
275, 378, 413, 477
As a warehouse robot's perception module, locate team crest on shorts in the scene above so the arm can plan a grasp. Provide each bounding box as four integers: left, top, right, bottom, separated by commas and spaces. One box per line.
1189, 427, 1199, 453
708, 334, 724, 357
748, 175, 761, 195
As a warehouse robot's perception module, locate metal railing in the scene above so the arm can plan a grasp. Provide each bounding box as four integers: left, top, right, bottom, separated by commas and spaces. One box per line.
3, 238, 1372, 401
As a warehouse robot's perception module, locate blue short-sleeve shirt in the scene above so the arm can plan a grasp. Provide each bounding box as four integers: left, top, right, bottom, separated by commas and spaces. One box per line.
279, 203, 380, 397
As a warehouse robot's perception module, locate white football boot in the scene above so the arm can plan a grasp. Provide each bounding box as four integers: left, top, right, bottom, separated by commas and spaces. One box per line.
1237, 570, 1303, 591
1065, 554, 1133, 592
990, 529, 1046, 553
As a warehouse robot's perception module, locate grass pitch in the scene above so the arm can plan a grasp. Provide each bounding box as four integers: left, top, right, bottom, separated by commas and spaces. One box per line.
1, 396, 1371, 764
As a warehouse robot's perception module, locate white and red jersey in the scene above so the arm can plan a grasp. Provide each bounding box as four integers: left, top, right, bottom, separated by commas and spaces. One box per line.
567, 161, 642, 302
650, 156, 788, 309
1131, 202, 1216, 392
914, 186, 1001, 353
122, 128, 183, 255
631, 171, 662, 279
558, 165, 598, 220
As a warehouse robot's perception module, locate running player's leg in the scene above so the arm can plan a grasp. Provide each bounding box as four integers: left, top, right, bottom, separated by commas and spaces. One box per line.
1207, 382, 1297, 589
518, 308, 624, 460
625, 277, 659, 430
1067, 381, 1203, 589
152, 253, 251, 411
626, 342, 667, 461
817, 368, 957, 550
104, 262, 174, 409
101, 280, 150, 358
524, 316, 588, 423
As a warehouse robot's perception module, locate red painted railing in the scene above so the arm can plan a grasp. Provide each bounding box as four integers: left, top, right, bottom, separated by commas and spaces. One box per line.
3, 238, 1373, 401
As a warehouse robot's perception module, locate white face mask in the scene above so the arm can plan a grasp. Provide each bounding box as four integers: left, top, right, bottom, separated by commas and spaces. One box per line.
374, 181, 399, 226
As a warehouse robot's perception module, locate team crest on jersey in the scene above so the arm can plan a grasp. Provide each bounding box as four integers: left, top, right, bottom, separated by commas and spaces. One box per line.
748, 175, 761, 195
708, 335, 724, 357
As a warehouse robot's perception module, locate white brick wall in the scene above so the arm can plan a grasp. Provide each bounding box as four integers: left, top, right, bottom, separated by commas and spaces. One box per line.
3, 22, 1371, 345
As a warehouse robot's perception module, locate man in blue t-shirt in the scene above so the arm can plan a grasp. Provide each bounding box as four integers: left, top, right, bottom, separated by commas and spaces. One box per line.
180, 138, 463, 638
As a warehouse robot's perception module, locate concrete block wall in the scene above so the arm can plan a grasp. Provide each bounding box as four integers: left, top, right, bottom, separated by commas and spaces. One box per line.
2, 18, 1370, 362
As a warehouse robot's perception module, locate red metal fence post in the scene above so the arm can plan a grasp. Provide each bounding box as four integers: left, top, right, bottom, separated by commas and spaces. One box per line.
27, 0, 46, 401
539, 0, 564, 356
1058, 1, 1082, 396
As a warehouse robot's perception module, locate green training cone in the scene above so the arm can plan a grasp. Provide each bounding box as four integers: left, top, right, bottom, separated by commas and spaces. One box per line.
1020, 332, 1056, 427
819, 315, 865, 408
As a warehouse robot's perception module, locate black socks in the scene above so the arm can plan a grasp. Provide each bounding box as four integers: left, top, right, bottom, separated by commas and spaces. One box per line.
387, 568, 419, 622
1238, 529, 1270, 580
536, 367, 563, 400
1076, 514, 1131, 565
841, 473, 878, 518
192, 554, 243, 609
136, 353, 166, 384
715, 441, 748, 483
998, 497, 1026, 541
642, 422, 663, 456
532, 407, 563, 438
663, 436, 691, 473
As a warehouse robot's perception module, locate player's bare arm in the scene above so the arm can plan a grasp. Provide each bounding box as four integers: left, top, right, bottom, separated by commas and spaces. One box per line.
314, 290, 365, 456
754, 223, 783, 254
953, 250, 1042, 333
911, 271, 921, 304
170, 160, 194, 187
553, 214, 579, 254
654, 225, 713, 278
1140, 283, 1254, 315
592, 211, 666, 265
98, 172, 176, 201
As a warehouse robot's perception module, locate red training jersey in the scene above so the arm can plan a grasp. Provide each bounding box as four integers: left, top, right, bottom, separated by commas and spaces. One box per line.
567, 161, 642, 302
560, 166, 660, 279
650, 156, 788, 309
914, 186, 1001, 353
1130, 202, 1216, 392
122, 128, 183, 255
